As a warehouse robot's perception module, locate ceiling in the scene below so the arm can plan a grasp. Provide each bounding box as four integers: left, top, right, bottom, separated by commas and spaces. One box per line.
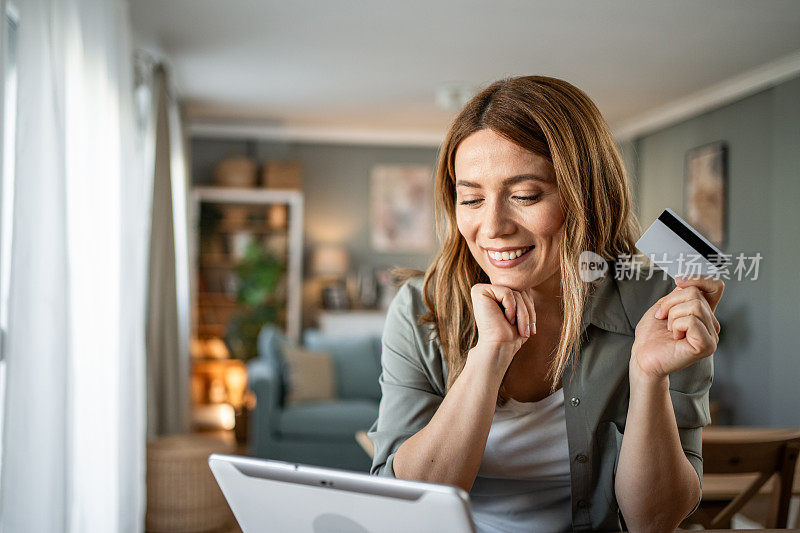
130, 0, 800, 139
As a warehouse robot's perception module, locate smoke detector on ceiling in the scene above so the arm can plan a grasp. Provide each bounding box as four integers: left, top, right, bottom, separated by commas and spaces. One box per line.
435, 83, 475, 112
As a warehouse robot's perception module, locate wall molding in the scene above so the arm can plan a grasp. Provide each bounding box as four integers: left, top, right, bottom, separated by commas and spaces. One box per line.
188, 120, 444, 148
613, 48, 800, 141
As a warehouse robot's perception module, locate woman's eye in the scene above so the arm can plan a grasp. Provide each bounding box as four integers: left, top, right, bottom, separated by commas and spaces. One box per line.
459, 194, 541, 206
513, 194, 541, 203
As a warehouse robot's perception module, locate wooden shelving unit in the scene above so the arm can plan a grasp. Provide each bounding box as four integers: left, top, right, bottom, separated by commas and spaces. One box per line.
189, 187, 304, 349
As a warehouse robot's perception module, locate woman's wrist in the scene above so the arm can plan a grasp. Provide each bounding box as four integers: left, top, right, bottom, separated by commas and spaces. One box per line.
466, 341, 516, 386
629, 350, 670, 392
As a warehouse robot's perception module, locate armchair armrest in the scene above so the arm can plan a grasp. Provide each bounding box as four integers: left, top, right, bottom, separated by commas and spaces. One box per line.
247, 359, 282, 456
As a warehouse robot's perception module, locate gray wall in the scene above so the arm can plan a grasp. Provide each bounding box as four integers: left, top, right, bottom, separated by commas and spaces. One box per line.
631, 76, 800, 426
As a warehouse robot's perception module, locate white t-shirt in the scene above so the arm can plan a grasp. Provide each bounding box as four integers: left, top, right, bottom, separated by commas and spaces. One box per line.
469, 388, 572, 533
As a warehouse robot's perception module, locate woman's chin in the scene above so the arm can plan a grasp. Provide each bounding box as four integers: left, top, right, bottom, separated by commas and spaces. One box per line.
488, 272, 536, 291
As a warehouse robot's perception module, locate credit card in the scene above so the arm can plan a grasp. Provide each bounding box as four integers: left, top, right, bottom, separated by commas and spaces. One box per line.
635, 208, 726, 280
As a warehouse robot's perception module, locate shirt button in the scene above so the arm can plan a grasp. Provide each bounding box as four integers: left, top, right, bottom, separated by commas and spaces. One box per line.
576, 454, 588, 464
570, 397, 580, 407
577, 499, 588, 509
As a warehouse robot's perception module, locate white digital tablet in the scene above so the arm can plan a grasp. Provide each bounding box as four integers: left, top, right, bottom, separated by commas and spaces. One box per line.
208, 454, 476, 533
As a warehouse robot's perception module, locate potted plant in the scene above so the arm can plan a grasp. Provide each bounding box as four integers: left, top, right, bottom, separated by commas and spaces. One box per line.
224, 239, 284, 363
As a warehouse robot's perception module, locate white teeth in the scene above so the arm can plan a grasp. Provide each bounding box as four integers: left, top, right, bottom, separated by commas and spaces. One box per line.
488, 247, 530, 261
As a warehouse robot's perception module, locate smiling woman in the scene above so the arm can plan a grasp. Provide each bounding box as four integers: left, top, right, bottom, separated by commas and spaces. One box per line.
368, 75, 721, 532
428, 76, 641, 398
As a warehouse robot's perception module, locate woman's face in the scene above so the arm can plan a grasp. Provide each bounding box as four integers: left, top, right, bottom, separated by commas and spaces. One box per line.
454, 128, 565, 292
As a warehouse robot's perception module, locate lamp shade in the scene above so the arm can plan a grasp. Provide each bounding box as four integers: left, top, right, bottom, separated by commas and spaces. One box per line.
312, 245, 349, 277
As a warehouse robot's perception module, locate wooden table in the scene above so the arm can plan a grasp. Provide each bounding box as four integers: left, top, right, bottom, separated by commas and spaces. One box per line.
356, 426, 798, 528
353, 426, 800, 497
355, 430, 375, 459
701, 427, 800, 499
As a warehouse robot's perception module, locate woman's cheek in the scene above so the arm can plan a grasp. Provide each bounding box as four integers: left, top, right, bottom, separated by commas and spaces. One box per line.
455, 211, 477, 239
526, 207, 564, 236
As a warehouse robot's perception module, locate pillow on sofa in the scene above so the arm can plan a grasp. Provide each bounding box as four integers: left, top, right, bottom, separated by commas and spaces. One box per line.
303, 330, 382, 402
283, 344, 337, 405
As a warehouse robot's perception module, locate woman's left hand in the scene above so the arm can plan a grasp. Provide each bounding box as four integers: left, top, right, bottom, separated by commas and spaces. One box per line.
631, 276, 724, 382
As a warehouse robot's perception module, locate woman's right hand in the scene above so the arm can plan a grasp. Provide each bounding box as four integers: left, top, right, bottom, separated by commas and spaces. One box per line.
470, 284, 537, 369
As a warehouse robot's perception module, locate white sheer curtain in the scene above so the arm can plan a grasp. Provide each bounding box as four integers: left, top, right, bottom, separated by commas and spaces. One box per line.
0, 0, 148, 531
0, 0, 8, 479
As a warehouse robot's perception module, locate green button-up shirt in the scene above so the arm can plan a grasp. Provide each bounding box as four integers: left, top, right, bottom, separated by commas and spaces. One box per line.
368, 268, 712, 531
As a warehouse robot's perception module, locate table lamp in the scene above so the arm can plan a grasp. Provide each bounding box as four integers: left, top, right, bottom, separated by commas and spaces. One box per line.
312, 245, 350, 309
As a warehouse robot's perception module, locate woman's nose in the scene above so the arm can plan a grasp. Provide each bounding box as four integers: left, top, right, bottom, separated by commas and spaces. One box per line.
481, 201, 516, 239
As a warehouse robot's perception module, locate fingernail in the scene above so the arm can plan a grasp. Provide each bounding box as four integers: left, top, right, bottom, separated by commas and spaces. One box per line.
532, 322, 537, 335
655, 305, 662, 319
524, 324, 530, 337
667, 322, 671, 331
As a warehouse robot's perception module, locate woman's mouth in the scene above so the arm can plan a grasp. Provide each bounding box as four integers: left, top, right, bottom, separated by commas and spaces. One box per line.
485, 245, 535, 268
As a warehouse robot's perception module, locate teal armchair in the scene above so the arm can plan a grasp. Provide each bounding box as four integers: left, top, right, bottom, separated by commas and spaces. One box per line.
247, 324, 382, 472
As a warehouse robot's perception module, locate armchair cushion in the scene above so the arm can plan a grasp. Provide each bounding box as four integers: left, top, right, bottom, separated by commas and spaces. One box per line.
278, 400, 379, 440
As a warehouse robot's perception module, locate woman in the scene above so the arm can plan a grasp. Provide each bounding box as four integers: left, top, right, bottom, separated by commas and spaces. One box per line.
367, 76, 723, 532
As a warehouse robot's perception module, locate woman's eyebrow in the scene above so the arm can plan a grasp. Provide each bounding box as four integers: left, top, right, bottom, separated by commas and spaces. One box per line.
455, 174, 550, 188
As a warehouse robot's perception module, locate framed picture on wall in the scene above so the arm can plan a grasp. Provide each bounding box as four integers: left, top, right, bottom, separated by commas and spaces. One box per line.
685, 142, 728, 248
370, 165, 434, 252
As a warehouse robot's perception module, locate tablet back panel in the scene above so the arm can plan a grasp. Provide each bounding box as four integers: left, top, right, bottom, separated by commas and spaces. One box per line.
209, 454, 475, 533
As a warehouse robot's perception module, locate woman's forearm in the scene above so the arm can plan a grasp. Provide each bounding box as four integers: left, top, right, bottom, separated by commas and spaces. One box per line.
392, 342, 510, 492
615, 366, 701, 532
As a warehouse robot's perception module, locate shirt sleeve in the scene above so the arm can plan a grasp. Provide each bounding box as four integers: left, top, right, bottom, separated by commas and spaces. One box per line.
669, 354, 714, 514
368, 281, 445, 477
620, 270, 714, 515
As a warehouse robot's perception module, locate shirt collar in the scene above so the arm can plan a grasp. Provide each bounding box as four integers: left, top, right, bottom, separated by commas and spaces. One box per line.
579, 266, 635, 337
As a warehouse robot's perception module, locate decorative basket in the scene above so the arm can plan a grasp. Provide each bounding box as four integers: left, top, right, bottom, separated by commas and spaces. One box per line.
261, 160, 303, 189
214, 157, 257, 188
145, 434, 237, 532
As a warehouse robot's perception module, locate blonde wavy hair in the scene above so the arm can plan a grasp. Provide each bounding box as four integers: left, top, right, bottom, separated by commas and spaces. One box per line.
400, 75, 641, 403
